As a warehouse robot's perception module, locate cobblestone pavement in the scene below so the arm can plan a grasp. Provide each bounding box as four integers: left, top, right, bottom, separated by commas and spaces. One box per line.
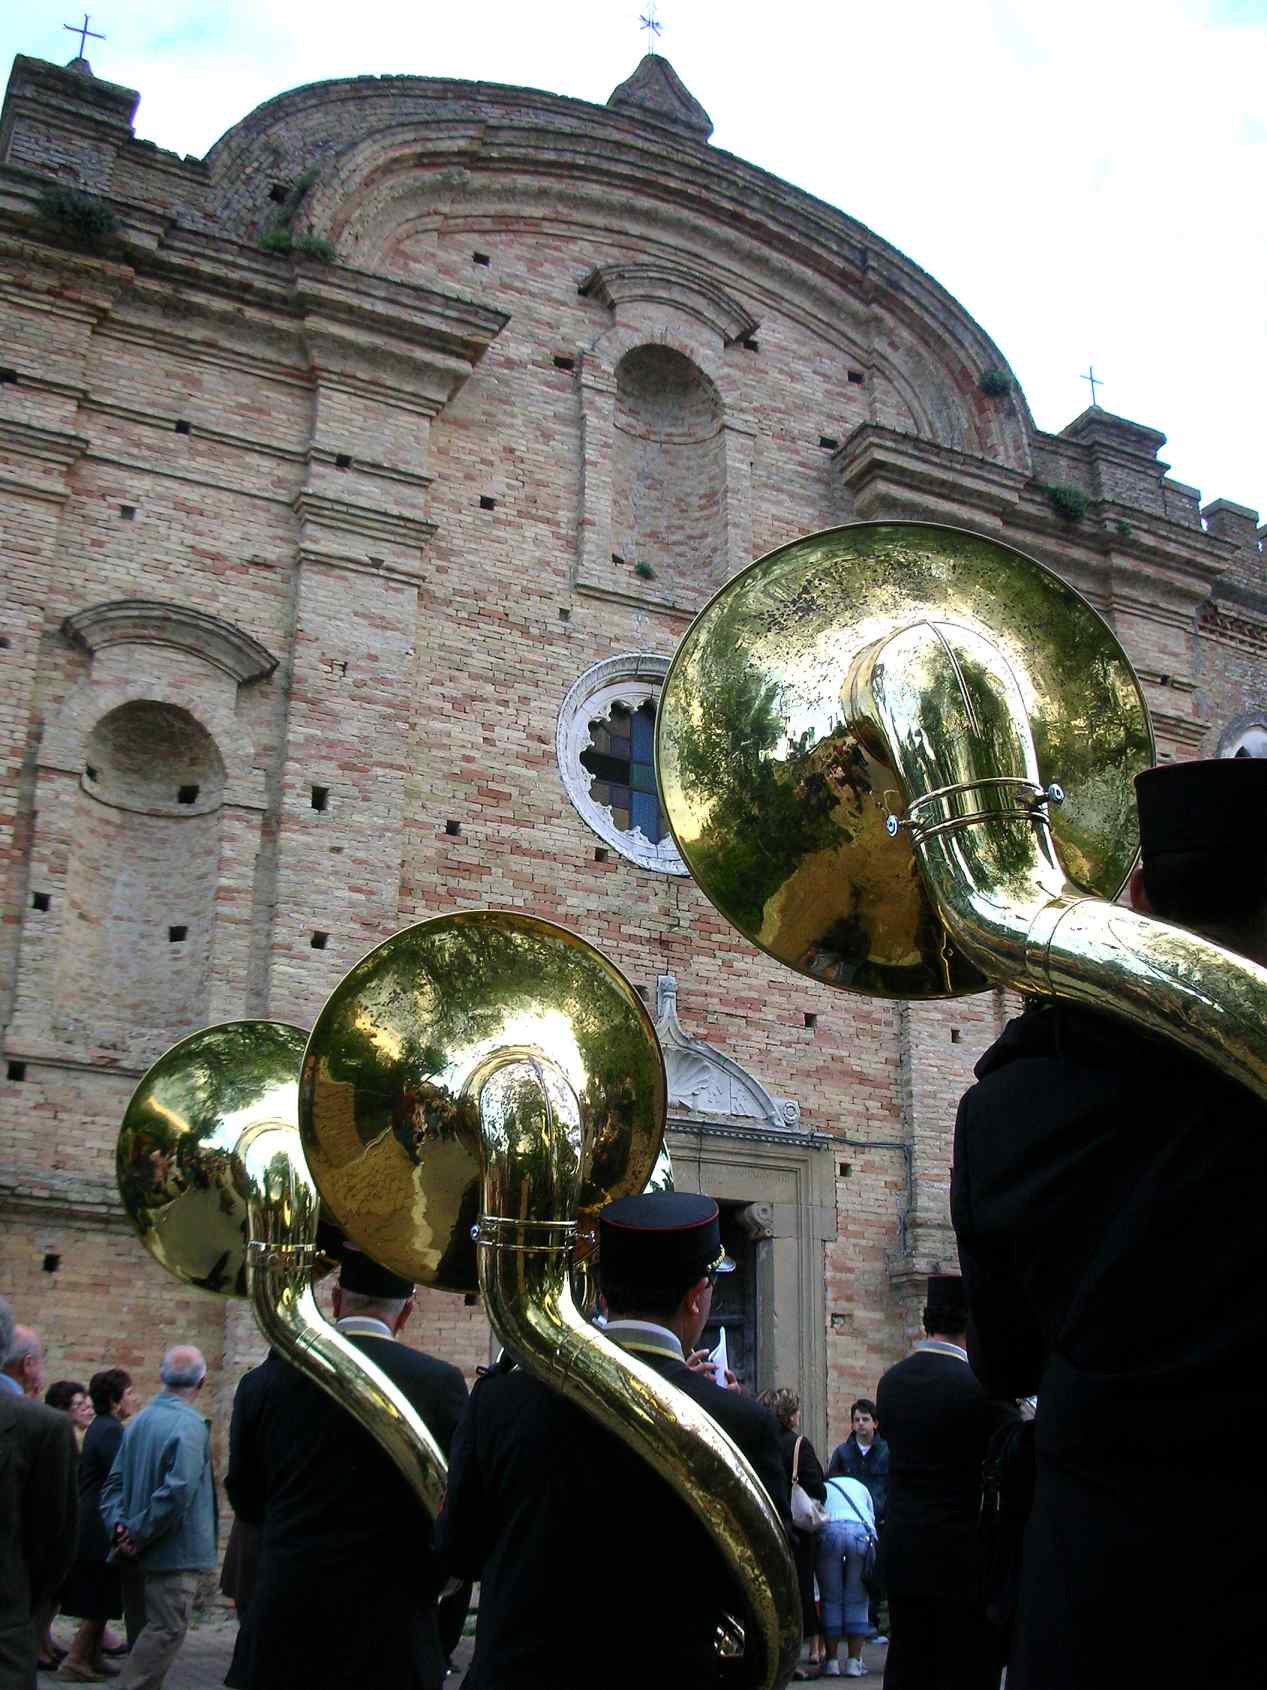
45, 1613, 893, 1686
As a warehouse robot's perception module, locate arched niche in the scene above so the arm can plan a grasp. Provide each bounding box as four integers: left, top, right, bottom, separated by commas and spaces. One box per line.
54, 702, 227, 1045
6, 603, 276, 1069
611, 344, 727, 602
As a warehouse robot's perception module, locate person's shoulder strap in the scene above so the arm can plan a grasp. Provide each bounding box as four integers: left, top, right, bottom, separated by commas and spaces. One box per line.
827, 1476, 875, 1539
792, 1434, 803, 1483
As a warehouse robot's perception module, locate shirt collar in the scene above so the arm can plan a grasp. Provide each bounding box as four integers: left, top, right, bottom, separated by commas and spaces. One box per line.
335, 1315, 394, 1340
916, 1337, 970, 1363
0, 1373, 23, 1395
604, 1318, 685, 1362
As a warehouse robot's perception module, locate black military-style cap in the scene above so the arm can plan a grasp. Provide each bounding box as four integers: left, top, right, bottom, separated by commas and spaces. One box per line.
924, 1274, 968, 1327
599, 1191, 735, 1288
1135, 758, 1267, 868
338, 1243, 414, 1301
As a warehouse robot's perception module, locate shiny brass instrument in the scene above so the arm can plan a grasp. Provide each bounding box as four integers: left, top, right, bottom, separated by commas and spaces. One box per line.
656, 520, 1267, 1101
117, 1020, 447, 1516
299, 909, 801, 1690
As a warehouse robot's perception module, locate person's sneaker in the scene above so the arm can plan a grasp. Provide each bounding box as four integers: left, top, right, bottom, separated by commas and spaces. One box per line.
844, 1663, 865, 1679
872, 1636, 888, 1647
821, 1664, 842, 1679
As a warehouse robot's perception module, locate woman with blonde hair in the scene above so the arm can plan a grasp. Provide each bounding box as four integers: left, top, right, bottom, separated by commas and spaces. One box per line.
758, 1386, 828, 1680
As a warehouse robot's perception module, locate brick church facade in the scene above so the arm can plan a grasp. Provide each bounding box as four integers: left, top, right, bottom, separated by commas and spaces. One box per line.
1, 49, 1263, 1460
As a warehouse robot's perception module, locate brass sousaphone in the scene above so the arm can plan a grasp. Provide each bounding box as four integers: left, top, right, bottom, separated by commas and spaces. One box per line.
655, 521, 1267, 1102
298, 909, 801, 1690
117, 1020, 447, 1516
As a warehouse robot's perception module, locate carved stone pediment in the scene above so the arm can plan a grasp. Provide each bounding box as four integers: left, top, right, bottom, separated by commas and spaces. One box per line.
579, 262, 758, 347
655, 974, 800, 1130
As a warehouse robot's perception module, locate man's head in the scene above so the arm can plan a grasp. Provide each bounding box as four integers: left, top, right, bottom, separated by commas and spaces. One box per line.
90, 1367, 137, 1419
2, 1319, 45, 1397
851, 1398, 878, 1444
159, 1345, 207, 1396
1132, 759, 1267, 963
923, 1275, 968, 1343
330, 1247, 415, 1336
598, 1191, 734, 1351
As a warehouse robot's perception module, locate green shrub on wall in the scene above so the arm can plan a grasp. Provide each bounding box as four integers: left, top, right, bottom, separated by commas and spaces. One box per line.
36, 186, 118, 253
1041, 483, 1090, 523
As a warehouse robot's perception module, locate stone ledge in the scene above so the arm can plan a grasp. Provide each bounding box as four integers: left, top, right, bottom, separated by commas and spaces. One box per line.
62, 600, 278, 683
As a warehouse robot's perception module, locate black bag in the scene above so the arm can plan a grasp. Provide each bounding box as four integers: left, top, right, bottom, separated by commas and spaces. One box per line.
979, 1416, 1035, 1635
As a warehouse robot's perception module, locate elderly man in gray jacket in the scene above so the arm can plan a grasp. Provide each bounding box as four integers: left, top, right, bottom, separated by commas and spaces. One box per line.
100, 1346, 217, 1690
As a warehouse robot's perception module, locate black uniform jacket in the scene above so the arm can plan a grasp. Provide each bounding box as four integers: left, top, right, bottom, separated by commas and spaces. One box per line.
225, 1336, 469, 1690
0, 1391, 78, 1688
952, 1001, 1265, 1688
434, 1341, 791, 1690
875, 1347, 1014, 1599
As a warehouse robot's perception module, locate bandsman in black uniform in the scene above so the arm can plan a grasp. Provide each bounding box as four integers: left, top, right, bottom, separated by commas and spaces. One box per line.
874, 1276, 1015, 1690
952, 758, 1267, 1689
225, 1248, 469, 1690
434, 1191, 790, 1689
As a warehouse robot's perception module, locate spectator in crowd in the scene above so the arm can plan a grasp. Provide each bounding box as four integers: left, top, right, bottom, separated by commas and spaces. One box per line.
0, 1295, 79, 1690
952, 757, 1267, 1688
58, 1369, 144, 1682
875, 1277, 1015, 1690
817, 1472, 878, 1679
828, 1400, 890, 1640
45, 1383, 93, 1446
1, 1321, 45, 1400
100, 1346, 217, 1690
758, 1386, 828, 1680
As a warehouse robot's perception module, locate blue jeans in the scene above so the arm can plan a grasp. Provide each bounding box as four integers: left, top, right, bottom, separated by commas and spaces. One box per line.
815, 1520, 875, 1644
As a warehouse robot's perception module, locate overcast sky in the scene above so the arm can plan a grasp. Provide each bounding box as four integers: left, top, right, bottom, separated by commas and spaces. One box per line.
6, 1, 1265, 519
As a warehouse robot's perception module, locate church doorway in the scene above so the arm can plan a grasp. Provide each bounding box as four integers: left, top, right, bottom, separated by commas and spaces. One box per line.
700, 1201, 759, 1391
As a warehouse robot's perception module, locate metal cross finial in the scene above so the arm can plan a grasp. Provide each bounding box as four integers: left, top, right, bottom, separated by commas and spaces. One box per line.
640, 3, 663, 51
64, 13, 105, 58
1081, 365, 1104, 408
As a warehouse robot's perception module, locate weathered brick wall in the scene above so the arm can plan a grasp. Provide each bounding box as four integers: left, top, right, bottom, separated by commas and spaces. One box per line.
1, 53, 1264, 1475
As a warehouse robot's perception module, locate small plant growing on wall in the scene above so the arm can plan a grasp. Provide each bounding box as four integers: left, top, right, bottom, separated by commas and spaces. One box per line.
1041, 483, 1090, 523
258, 169, 334, 263
1114, 519, 1133, 540
633, 561, 657, 581
35, 186, 118, 254
979, 367, 1011, 398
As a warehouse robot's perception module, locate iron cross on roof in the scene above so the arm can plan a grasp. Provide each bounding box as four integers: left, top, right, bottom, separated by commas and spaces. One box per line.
1082, 365, 1104, 407
64, 13, 105, 58
640, 3, 663, 50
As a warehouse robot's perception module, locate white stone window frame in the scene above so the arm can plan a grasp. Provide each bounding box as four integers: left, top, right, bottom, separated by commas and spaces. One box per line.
556, 654, 689, 875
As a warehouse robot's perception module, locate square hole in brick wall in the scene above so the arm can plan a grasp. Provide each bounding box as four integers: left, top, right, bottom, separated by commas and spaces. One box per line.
950, 1027, 961, 1043
804, 1012, 818, 1029
32, 892, 50, 912
311, 785, 330, 812
819, 435, 839, 450
838, 1161, 852, 1178
0, 637, 9, 650
553, 355, 575, 371
479, 495, 496, 511
7, 1061, 26, 1082
174, 419, 192, 435
168, 925, 188, 943
268, 181, 290, 203
119, 504, 136, 520
472, 251, 491, 266
42, 1252, 61, 1274
85, 766, 98, 782
0, 367, 17, 385
311, 930, 329, 950
335, 453, 352, 470
177, 784, 199, 804
594, 847, 609, 863
847, 370, 866, 385
741, 337, 759, 351
445, 819, 462, 836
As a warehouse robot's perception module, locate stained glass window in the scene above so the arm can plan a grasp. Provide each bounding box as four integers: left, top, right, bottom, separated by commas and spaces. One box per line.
580, 699, 666, 844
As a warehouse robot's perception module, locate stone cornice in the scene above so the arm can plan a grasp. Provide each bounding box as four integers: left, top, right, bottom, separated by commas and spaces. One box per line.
61, 600, 278, 683
580, 260, 757, 344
